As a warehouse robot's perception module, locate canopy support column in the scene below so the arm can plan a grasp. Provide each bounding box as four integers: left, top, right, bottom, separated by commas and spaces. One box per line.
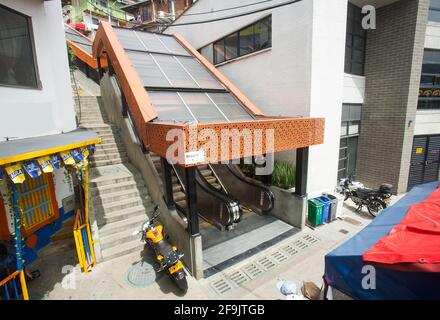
161, 157, 175, 209
295, 147, 309, 197
184, 167, 199, 236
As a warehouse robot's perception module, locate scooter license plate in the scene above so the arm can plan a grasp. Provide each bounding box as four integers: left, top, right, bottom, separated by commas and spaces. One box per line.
169, 261, 184, 274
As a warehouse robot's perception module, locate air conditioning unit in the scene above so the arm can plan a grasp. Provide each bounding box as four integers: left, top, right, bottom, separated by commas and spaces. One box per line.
157, 10, 166, 19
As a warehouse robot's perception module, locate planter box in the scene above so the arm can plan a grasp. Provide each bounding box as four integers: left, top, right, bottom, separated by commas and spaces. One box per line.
269, 185, 307, 230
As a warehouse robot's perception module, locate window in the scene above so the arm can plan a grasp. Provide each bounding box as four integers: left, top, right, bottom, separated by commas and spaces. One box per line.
429, 0, 440, 22
338, 104, 362, 180
0, 5, 39, 88
345, 3, 366, 76
419, 49, 440, 109
212, 15, 272, 65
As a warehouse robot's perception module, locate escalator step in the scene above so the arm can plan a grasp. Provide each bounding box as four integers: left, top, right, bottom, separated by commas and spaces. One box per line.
206, 177, 217, 184
200, 169, 212, 177
175, 199, 187, 209
174, 191, 186, 202
211, 183, 222, 190
172, 184, 182, 192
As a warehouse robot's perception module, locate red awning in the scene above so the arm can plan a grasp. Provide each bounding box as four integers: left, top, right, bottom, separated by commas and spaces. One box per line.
363, 185, 440, 265
68, 22, 87, 31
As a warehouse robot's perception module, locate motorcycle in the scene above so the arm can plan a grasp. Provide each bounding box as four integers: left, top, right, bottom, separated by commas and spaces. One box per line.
339, 178, 393, 217
133, 205, 188, 293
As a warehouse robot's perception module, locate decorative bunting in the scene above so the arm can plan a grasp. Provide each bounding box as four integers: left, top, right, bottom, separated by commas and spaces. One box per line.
5, 163, 26, 184
37, 156, 54, 173
89, 144, 95, 155
0, 167, 3, 181
81, 147, 90, 160
60, 151, 75, 166
50, 154, 62, 170
23, 160, 42, 178
71, 149, 84, 162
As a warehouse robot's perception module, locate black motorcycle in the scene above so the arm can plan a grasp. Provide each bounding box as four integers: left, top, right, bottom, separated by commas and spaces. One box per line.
339, 178, 393, 217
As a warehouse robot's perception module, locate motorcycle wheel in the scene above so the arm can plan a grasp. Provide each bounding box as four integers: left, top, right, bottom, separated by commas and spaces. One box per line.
173, 274, 188, 294
367, 199, 386, 217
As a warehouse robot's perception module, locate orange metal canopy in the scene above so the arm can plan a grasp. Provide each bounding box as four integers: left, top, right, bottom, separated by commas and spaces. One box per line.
92, 22, 324, 167
65, 24, 108, 70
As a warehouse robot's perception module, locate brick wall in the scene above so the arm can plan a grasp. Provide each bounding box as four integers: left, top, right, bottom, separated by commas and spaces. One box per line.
356, 0, 428, 193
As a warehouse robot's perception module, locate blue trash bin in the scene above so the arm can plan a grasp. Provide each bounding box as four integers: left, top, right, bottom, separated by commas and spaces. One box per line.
316, 196, 331, 224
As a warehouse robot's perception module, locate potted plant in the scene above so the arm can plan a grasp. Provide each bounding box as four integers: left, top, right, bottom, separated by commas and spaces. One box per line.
239, 161, 307, 229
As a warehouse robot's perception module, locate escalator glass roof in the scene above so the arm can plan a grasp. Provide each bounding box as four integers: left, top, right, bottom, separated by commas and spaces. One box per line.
113, 27, 255, 123
65, 26, 92, 54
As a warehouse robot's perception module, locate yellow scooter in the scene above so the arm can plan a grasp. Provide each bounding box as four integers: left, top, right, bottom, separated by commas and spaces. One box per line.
133, 206, 188, 293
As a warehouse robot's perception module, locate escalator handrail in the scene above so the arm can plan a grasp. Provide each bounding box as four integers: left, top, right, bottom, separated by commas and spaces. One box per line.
195, 168, 239, 208
224, 164, 275, 214
207, 163, 229, 194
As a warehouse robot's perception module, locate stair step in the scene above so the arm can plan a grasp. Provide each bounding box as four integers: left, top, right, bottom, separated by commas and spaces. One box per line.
97, 204, 151, 225
94, 188, 148, 205
79, 123, 111, 130
90, 172, 141, 188
91, 180, 143, 196
100, 227, 143, 250
91, 152, 127, 162
99, 213, 147, 237
93, 149, 127, 158
95, 198, 151, 216
90, 157, 128, 167
101, 238, 145, 262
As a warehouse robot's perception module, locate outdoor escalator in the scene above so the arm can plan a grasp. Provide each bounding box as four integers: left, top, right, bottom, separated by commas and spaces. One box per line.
172, 165, 242, 231
208, 164, 275, 215
151, 153, 275, 231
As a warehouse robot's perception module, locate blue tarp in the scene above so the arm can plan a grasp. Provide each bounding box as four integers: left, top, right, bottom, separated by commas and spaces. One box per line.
324, 181, 440, 300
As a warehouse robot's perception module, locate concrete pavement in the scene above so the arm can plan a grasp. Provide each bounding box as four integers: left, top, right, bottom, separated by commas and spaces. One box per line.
27, 197, 401, 300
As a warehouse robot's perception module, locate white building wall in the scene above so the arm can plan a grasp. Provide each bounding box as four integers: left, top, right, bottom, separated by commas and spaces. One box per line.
167, 0, 348, 195
307, 0, 348, 196
0, 0, 76, 141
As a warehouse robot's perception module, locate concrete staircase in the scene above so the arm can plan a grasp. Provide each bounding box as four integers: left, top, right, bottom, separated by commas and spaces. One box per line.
76, 96, 152, 262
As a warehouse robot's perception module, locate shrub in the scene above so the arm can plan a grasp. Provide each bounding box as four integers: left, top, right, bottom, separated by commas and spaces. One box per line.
272, 161, 295, 190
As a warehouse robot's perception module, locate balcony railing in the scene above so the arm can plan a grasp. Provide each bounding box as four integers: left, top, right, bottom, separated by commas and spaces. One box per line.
85, 1, 128, 21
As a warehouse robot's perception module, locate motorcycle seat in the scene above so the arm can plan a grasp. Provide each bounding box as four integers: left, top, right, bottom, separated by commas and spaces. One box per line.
357, 188, 376, 195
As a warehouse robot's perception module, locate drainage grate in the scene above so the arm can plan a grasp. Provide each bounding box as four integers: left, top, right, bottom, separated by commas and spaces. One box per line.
228, 270, 250, 287
256, 256, 277, 271
209, 233, 322, 295
270, 250, 288, 264
339, 229, 349, 234
241, 263, 265, 279
210, 276, 233, 295
126, 261, 160, 287
281, 244, 299, 257
293, 239, 309, 250
302, 234, 320, 244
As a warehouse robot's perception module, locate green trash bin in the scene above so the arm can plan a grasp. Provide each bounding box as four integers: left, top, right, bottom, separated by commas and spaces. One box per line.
308, 198, 324, 226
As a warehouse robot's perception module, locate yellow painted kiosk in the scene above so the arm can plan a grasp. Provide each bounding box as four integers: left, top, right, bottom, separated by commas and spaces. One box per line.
0, 129, 101, 300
